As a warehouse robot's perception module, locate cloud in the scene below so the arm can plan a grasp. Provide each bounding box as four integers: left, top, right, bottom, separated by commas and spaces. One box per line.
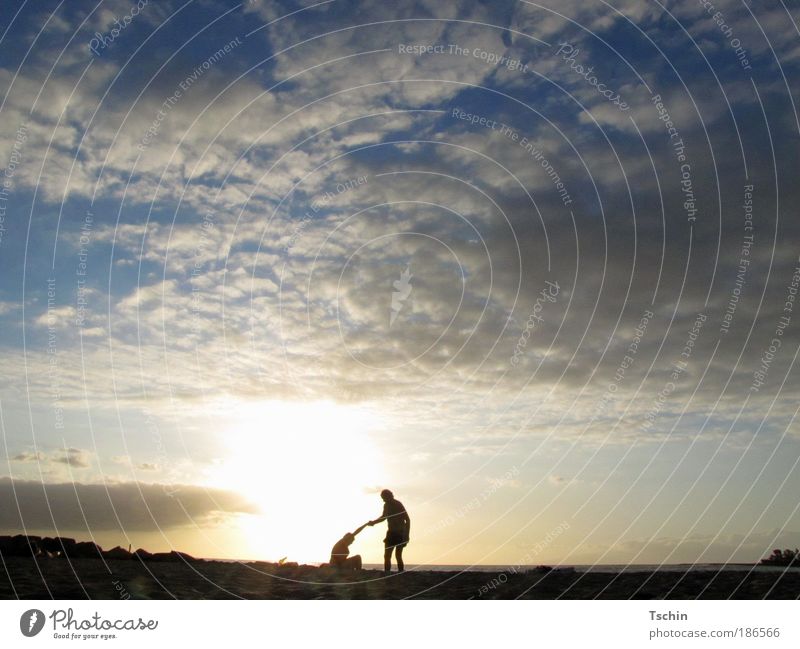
52, 447, 92, 468
0, 477, 258, 532
10, 448, 92, 469
11, 452, 45, 463
0, 0, 799, 565
0, 301, 20, 316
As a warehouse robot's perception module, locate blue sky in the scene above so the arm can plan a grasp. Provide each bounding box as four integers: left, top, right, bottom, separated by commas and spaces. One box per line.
0, 0, 799, 565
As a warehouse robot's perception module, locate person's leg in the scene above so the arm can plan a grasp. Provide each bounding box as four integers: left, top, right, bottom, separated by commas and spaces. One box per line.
348, 555, 362, 570
384, 546, 393, 572
396, 546, 405, 572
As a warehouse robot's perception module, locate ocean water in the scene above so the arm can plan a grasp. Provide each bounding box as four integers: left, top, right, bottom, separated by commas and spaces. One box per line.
361, 563, 800, 573
209, 558, 799, 573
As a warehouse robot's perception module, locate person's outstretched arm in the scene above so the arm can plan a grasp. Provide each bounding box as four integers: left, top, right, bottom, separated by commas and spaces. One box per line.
352, 523, 369, 536
368, 504, 389, 526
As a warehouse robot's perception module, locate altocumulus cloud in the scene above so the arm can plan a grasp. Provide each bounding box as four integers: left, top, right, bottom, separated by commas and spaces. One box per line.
0, 478, 259, 532
0, 0, 799, 564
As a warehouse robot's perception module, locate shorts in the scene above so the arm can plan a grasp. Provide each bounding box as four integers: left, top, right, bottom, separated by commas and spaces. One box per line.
384, 531, 408, 549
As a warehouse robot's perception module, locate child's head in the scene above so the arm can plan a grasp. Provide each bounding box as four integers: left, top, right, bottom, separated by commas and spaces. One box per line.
341, 533, 355, 545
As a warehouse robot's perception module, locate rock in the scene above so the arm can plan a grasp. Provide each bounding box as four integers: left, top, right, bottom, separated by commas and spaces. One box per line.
102, 546, 133, 560
2, 535, 199, 563
68, 541, 103, 559
39, 537, 77, 557
147, 551, 198, 562
0, 535, 43, 557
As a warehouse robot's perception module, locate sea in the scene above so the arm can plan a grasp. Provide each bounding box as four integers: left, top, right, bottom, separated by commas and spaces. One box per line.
361, 563, 797, 573
209, 559, 798, 573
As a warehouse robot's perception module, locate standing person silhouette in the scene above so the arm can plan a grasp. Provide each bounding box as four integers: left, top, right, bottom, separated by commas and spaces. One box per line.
368, 489, 410, 573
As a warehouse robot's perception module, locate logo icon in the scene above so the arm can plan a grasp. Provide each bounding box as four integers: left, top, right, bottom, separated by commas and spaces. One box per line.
390, 264, 412, 327
20, 609, 45, 637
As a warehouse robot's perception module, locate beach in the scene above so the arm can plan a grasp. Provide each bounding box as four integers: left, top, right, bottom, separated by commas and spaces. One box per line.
2, 558, 798, 599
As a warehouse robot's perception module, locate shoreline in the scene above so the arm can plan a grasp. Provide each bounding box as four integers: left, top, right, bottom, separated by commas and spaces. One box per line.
3, 556, 799, 599
4, 536, 798, 599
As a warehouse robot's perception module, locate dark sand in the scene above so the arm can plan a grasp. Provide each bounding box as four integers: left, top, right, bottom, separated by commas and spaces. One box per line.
2, 558, 800, 599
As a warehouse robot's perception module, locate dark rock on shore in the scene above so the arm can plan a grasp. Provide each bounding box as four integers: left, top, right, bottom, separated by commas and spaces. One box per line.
0, 535, 196, 563
1, 535, 43, 557
73, 541, 104, 559
103, 546, 133, 560
146, 551, 199, 562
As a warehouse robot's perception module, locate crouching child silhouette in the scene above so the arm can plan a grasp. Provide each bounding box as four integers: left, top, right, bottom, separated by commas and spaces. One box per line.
324, 523, 368, 570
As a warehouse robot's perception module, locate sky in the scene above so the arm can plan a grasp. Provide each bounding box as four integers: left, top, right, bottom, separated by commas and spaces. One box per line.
0, 0, 799, 567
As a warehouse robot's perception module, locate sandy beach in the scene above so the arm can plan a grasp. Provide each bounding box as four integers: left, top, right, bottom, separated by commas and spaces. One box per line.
2, 558, 798, 599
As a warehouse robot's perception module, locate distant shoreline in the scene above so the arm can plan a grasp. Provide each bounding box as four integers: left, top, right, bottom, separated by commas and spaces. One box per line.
4, 535, 793, 572
211, 560, 773, 572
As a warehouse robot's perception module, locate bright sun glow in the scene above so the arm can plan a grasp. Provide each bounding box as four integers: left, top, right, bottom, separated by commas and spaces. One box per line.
206, 400, 387, 562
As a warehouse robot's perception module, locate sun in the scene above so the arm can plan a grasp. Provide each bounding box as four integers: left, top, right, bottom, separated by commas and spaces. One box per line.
206, 400, 387, 562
